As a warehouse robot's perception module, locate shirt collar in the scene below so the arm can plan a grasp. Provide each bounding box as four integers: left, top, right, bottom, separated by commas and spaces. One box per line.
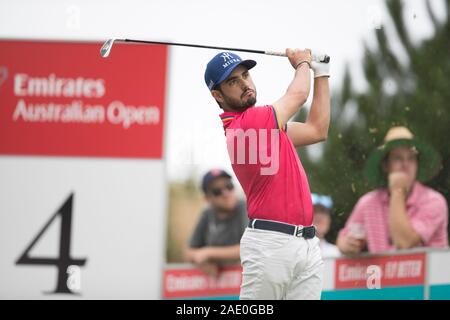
219, 111, 242, 128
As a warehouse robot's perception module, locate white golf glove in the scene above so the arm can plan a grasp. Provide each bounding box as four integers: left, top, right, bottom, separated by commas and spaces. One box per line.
311, 52, 331, 78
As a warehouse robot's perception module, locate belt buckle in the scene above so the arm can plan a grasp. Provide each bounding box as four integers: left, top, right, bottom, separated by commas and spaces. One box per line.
295, 226, 303, 237
303, 226, 316, 239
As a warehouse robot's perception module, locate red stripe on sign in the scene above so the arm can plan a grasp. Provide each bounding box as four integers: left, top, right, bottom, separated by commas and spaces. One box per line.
163, 266, 242, 299
335, 253, 426, 289
0, 40, 167, 159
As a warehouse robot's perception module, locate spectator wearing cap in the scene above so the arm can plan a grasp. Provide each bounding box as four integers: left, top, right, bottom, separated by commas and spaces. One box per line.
337, 126, 448, 254
312, 193, 341, 258
185, 169, 248, 276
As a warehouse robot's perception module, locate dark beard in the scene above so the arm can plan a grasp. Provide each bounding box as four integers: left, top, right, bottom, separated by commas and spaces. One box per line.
222, 92, 257, 111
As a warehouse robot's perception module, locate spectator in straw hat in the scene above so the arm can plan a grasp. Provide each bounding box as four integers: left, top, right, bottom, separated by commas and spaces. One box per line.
337, 126, 448, 254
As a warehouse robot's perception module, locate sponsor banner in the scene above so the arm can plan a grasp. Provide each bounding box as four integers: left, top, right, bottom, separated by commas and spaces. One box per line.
0, 40, 167, 159
163, 265, 242, 299
335, 253, 426, 289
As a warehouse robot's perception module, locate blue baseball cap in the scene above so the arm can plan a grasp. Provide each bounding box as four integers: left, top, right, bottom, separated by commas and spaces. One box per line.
201, 169, 232, 193
204, 52, 256, 90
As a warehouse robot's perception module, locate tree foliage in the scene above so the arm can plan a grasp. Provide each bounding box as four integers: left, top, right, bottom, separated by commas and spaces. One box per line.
297, 0, 450, 242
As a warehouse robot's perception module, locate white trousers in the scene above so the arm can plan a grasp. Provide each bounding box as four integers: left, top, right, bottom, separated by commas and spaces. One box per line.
239, 227, 324, 300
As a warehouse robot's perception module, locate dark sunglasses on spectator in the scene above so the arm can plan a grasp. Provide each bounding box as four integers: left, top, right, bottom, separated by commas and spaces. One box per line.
209, 182, 234, 197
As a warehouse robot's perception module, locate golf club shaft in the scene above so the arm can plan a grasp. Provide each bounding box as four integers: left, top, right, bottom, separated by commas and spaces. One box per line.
111, 38, 330, 62
122, 38, 268, 55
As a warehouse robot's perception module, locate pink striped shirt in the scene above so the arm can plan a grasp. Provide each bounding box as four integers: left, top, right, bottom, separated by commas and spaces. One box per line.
339, 182, 448, 253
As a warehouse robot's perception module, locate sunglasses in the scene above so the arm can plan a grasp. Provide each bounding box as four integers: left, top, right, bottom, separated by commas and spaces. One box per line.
209, 182, 234, 197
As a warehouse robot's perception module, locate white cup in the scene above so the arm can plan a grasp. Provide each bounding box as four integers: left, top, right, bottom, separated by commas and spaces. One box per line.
349, 223, 366, 240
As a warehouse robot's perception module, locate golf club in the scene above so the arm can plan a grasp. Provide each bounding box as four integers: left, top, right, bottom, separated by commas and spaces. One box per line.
100, 38, 330, 63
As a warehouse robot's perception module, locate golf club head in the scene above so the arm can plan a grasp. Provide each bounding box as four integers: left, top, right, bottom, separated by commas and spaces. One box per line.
100, 39, 115, 58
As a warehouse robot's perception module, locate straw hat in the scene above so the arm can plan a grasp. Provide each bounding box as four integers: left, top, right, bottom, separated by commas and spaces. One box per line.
364, 126, 442, 186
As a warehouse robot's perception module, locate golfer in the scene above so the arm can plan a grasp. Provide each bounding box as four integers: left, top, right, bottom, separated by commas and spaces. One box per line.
204, 48, 330, 299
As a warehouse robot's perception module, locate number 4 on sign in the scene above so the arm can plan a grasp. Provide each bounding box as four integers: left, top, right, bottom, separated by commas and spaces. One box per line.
15, 193, 87, 294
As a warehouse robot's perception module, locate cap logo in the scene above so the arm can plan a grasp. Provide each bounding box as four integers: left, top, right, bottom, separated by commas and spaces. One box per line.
220, 52, 233, 61
220, 53, 240, 69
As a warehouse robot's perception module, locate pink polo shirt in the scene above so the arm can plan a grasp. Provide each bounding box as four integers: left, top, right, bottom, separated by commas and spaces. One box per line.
220, 105, 313, 226
339, 182, 449, 253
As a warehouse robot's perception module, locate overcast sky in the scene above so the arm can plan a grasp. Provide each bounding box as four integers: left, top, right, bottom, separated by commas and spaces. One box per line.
0, 0, 445, 183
